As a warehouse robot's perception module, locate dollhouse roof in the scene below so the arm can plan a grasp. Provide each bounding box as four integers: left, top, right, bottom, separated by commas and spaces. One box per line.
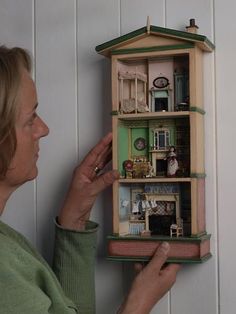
95, 25, 215, 57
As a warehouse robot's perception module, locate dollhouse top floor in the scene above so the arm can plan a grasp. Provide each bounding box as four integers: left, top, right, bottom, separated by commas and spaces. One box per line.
96, 19, 214, 115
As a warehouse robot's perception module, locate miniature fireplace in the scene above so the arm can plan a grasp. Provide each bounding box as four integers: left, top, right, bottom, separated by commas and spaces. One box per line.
144, 193, 180, 234
150, 89, 172, 112
150, 149, 167, 177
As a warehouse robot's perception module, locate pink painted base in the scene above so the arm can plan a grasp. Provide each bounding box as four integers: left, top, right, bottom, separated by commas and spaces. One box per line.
108, 235, 211, 263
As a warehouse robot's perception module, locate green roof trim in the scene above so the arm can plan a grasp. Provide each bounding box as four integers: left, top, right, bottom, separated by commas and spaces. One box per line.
95, 25, 215, 54
150, 25, 215, 50
111, 44, 194, 55
95, 27, 147, 53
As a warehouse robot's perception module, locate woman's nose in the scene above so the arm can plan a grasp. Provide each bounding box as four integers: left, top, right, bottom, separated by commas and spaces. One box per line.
36, 116, 50, 138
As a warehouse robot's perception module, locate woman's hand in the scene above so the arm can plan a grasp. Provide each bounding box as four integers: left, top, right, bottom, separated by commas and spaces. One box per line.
118, 242, 181, 314
58, 133, 119, 230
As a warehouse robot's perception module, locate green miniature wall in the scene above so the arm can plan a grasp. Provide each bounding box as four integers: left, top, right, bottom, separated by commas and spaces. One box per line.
118, 119, 182, 176
118, 125, 129, 175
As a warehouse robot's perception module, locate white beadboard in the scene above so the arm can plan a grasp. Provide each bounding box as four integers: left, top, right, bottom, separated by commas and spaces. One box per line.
77, 1, 124, 312
120, 0, 166, 33
35, 0, 78, 262
0, 0, 234, 313
215, 0, 236, 313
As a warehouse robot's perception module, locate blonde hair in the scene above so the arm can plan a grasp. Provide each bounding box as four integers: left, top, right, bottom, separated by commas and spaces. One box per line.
0, 46, 31, 178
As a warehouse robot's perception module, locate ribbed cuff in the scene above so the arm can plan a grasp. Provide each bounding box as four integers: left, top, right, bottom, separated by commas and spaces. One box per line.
52, 218, 98, 313
54, 217, 99, 234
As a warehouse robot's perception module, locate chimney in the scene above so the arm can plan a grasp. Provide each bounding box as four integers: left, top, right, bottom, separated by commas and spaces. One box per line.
186, 18, 199, 34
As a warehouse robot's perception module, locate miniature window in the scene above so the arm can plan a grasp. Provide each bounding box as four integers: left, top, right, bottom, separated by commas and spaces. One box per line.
154, 129, 170, 150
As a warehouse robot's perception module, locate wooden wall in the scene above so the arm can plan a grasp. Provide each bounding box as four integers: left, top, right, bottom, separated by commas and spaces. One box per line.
0, 0, 235, 313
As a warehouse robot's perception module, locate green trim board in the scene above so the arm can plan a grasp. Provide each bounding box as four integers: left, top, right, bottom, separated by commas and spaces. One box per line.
190, 231, 208, 238
95, 25, 215, 55
111, 110, 119, 115
111, 44, 194, 55
190, 106, 206, 115
190, 173, 206, 178
107, 253, 212, 264
107, 233, 211, 242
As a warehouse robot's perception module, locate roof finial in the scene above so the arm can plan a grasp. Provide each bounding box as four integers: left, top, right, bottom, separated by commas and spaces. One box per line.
146, 16, 150, 34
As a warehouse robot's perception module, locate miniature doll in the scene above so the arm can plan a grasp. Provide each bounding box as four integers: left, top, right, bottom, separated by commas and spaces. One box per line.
166, 146, 179, 176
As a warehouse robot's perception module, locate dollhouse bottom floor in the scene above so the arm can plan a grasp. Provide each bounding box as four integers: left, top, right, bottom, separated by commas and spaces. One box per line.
107, 234, 211, 263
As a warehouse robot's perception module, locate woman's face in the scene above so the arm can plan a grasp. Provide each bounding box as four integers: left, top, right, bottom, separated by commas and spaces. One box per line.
5, 69, 49, 187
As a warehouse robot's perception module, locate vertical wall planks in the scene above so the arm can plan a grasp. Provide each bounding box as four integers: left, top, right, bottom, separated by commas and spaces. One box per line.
215, 0, 236, 313
0, 0, 34, 49
35, 0, 78, 262
120, 0, 166, 33
166, 0, 214, 39
77, 1, 124, 313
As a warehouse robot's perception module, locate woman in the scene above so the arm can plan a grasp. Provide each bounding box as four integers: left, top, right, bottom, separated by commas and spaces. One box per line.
0, 46, 180, 314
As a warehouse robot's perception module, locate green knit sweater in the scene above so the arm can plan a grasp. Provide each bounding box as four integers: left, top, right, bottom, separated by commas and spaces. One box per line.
0, 219, 98, 314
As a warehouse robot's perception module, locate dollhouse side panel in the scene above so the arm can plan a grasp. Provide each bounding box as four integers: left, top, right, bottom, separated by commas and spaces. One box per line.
112, 117, 120, 234
189, 47, 203, 109
197, 178, 206, 234
190, 112, 205, 174
111, 56, 119, 111
191, 178, 206, 235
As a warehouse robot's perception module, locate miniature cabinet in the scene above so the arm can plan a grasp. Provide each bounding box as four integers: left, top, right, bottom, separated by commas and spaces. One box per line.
96, 19, 214, 263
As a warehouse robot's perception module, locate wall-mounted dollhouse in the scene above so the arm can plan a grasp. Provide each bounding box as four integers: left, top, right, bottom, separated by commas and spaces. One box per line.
96, 19, 214, 263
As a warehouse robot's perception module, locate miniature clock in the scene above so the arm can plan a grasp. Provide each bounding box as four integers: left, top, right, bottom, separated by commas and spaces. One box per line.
96, 18, 215, 263
134, 137, 146, 150
153, 76, 169, 88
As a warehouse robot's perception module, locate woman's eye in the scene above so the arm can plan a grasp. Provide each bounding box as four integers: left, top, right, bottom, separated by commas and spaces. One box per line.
28, 113, 37, 125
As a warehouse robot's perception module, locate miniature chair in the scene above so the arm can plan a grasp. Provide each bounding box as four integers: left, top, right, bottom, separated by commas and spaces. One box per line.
170, 218, 183, 237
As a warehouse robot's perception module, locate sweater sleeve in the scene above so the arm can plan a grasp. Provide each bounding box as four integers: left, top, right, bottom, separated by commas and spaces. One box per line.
52, 220, 98, 314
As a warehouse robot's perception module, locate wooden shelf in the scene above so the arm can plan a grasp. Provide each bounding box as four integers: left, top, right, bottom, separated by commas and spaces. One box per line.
119, 177, 191, 183
117, 111, 190, 120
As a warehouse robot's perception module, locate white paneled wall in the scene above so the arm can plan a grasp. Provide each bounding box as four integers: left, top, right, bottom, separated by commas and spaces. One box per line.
0, 0, 235, 313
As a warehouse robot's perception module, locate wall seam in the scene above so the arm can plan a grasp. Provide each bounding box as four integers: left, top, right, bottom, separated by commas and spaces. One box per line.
75, 0, 79, 161
164, 2, 171, 313
119, 0, 122, 35
164, 0, 167, 27
33, 0, 38, 248
212, 0, 220, 313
